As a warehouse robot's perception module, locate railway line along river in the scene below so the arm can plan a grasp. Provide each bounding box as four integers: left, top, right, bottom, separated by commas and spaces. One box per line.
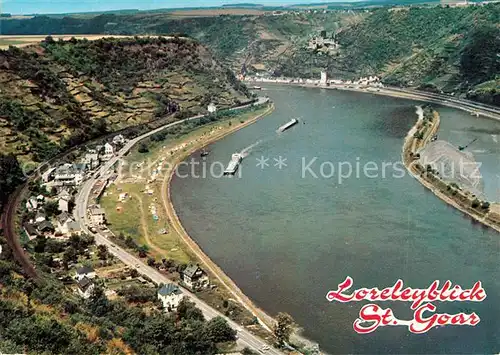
171, 85, 500, 354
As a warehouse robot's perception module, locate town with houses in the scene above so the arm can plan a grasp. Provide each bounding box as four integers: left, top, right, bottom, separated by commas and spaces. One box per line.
243, 71, 384, 90
23, 136, 125, 242
20, 132, 212, 313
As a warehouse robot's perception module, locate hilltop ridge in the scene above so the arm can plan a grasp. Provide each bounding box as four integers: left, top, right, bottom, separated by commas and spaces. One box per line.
2, 4, 498, 107
0, 36, 251, 164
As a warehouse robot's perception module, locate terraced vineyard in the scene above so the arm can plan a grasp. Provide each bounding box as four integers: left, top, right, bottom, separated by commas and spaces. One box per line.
0, 36, 251, 164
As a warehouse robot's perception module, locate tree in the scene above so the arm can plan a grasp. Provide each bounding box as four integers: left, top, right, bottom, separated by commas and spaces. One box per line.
62, 246, 78, 265
137, 245, 149, 258
125, 235, 137, 249
138, 143, 149, 154
205, 316, 236, 343
97, 244, 108, 260
33, 236, 47, 253
44, 35, 55, 44
86, 285, 112, 317
43, 200, 60, 217
69, 234, 82, 250
273, 312, 295, 347
242, 347, 259, 355
177, 297, 205, 322
117, 286, 157, 303
0, 154, 24, 207
45, 239, 65, 254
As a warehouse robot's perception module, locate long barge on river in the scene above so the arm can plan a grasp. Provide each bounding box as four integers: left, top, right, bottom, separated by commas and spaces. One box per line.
224, 153, 243, 175
277, 118, 299, 132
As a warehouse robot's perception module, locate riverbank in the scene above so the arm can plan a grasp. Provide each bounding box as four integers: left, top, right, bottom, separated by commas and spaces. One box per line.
103, 105, 277, 315
247, 80, 500, 122
402, 107, 500, 234
161, 103, 279, 329
160, 102, 320, 351
253, 81, 500, 233
107, 100, 319, 352
94, 103, 303, 353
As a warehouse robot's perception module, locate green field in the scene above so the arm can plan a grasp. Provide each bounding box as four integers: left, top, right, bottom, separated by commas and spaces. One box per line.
101, 105, 270, 266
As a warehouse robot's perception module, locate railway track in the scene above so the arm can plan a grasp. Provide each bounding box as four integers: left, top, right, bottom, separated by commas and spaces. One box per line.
1, 184, 39, 281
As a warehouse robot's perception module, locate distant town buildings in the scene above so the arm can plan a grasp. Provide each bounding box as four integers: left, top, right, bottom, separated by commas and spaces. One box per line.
244, 73, 383, 90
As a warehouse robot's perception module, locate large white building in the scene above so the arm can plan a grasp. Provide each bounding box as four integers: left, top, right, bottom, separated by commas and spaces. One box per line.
112, 134, 125, 146
54, 164, 84, 186
89, 205, 106, 225
208, 103, 217, 114
101, 143, 115, 161
56, 212, 74, 235
157, 284, 183, 311
77, 277, 95, 299
75, 266, 96, 281
84, 151, 100, 170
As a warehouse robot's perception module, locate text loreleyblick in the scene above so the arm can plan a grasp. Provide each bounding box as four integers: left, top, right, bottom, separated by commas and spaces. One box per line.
326, 276, 486, 334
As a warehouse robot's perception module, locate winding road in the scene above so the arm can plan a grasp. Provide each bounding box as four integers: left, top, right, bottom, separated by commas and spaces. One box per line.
72, 97, 284, 355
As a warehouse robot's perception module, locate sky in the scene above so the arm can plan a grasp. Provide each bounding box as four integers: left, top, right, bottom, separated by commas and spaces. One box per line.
2, 0, 352, 15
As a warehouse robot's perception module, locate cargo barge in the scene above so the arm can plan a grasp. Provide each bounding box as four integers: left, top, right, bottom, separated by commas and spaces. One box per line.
278, 118, 299, 132
224, 153, 243, 175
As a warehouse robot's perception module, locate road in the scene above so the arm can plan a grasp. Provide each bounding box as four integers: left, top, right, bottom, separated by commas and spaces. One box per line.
380, 87, 500, 120
91, 232, 281, 354
247, 79, 500, 121
73, 97, 283, 355
75, 96, 269, 222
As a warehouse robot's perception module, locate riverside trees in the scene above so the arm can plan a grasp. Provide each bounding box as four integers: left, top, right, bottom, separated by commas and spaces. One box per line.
274, 312, 296, 348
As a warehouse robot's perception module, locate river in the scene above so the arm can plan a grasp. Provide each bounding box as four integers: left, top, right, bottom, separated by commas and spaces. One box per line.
171, 85, 500, 354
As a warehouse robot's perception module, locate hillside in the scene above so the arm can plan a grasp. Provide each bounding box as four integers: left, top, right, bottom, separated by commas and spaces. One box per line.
2, 4, 499, 105
0, 231, 238, 355
0, 36, 250, 164
335, 6, 500, 102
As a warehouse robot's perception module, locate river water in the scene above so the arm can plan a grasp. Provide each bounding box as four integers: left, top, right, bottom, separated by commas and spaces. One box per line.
171, 85, 500, 354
